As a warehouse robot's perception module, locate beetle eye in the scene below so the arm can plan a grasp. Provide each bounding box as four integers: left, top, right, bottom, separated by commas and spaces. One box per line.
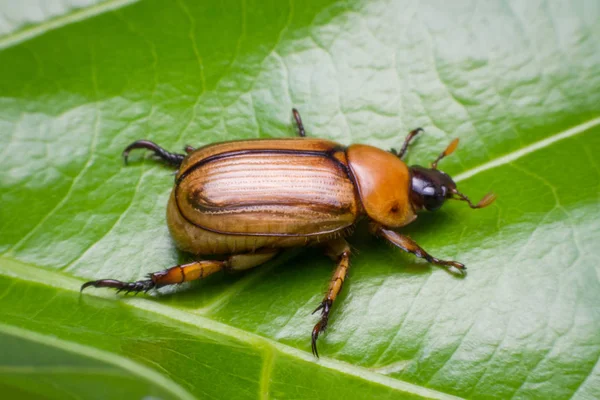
416, 185, 446, 211
423, 193, 445, 211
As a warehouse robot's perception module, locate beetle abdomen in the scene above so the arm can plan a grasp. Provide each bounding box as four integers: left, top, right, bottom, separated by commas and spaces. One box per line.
174, 140, 359, 237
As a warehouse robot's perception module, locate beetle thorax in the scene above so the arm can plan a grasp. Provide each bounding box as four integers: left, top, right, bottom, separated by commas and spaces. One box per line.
346, 144, 416, 228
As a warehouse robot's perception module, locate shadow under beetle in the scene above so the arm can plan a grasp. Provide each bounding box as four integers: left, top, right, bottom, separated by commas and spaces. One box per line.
82, 109, 496, 357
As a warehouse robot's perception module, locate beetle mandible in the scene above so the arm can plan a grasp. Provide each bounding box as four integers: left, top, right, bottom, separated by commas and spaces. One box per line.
82, 109, 496, 357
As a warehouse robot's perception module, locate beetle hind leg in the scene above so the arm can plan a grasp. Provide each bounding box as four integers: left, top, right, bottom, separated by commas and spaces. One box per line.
123, 140, 186, 167
81, 259, 226, 294
81, 250, 279, 294
80, 278, 155, 294
311, 238, 351, 357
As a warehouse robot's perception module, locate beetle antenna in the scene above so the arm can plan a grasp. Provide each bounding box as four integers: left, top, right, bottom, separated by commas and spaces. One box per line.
451, 189, 497, 209
431, 138, 459, 169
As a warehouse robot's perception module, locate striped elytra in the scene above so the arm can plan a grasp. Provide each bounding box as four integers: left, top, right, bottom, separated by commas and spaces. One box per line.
167, 138, 415, 255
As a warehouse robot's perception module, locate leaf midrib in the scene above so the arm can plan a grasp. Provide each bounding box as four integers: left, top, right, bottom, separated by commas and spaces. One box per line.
453, 116, 600, 183
0, 0, 140, 50
0, 322, 196, 400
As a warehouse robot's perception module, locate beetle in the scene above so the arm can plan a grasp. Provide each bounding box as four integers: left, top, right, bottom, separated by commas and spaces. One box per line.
82, 109, 495, 357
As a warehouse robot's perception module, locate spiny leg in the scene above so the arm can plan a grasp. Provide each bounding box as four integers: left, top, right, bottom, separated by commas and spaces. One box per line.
81, 260, 225, 293
81, 249, 279, 294
123, 140, 186, 167
372, 224, 465, 275
391, 128, 423, 159
311, 238, 351, 357
292, 108, 306, 137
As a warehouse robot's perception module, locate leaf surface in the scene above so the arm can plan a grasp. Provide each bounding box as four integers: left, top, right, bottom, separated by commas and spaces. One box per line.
1, 0, 599, 399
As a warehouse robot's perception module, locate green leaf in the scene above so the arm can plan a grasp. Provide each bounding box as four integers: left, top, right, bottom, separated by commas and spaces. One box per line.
1, 0, 599, 399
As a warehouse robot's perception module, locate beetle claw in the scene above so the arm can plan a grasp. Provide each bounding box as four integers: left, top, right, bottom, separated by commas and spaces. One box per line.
80, 278, 155, 294
312, 303, 324, 315
311, 323, 322, 358
310, 299, 333, 357
448, 265, 467, 276
311, 318, 329, 358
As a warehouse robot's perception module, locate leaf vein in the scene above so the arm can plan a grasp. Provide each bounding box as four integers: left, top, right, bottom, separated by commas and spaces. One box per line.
0, 0, 140, 50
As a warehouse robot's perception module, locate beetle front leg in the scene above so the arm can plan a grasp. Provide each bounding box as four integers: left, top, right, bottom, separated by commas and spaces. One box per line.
311, 238, 351, 357
81, 249, 279, 294
373, 224, 466, 275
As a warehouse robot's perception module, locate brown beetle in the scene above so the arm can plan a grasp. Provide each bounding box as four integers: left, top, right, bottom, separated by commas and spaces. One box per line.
82, 109, 495, 356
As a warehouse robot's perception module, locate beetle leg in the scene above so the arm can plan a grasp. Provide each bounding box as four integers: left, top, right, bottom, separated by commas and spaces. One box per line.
391, 128, 423, 159
81, 260, 225, 293
292, 108, 306, 137
122, 140, 186, 167
373, 225, 466, 275
81, 250, 279, 294
311, 238, 351, 357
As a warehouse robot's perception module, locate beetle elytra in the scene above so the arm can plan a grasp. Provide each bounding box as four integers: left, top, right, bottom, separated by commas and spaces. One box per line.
82, 109, 496, 357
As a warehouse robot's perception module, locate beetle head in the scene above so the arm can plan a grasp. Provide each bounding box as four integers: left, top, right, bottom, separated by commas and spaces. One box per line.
410, 166, 455, 211
409, 166, 496, 212
407, 138, 496, 211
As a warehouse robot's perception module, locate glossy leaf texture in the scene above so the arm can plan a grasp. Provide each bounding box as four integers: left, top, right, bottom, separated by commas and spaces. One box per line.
1, 0, 599, 399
